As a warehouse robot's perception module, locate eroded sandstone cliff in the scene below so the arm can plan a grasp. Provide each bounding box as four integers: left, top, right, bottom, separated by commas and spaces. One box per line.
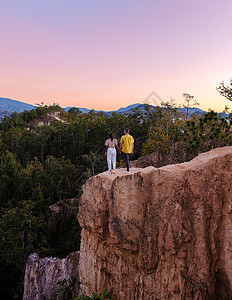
77, 146, 232, 299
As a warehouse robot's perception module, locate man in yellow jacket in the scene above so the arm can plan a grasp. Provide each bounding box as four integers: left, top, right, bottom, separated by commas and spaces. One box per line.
120, 128, 134, 173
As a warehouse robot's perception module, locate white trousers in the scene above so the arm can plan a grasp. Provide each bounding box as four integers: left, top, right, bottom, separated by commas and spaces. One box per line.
107, 148, 116, 171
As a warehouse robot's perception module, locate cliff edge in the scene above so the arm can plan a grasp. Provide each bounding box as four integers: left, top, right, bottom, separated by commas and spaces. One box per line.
77, 146, 232, 299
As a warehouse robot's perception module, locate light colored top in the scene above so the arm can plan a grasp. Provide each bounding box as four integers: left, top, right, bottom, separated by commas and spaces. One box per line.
105, 138, 117, 148
120, 134, 134, 153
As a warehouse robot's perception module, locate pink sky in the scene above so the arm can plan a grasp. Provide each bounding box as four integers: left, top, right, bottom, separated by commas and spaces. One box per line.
0, 0, 232, 112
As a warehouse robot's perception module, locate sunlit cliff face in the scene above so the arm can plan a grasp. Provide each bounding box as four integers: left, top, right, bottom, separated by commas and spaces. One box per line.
78, 146, 232, 299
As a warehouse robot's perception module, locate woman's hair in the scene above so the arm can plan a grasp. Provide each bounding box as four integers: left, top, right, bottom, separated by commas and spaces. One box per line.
109, 133, 113, 141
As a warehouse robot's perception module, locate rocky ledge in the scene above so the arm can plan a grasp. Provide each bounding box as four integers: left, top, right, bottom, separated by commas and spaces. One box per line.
77, 146, 232, 299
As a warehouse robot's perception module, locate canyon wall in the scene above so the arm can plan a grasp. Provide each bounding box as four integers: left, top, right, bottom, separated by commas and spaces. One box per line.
78, 146, 232, 299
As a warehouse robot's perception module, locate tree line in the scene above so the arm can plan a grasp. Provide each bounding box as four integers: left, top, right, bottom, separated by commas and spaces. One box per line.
0, 94, 232, 299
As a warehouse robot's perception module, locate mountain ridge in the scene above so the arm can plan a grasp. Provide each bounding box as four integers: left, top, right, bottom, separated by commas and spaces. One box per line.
0, 97, 35, 113
0, 97, 210, 118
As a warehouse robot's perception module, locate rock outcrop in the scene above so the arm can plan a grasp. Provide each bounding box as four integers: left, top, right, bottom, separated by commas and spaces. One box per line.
23, 198, 80, 300
77, 146, 232, 299
129, 151, 164, 168
48, 198, 78, 232
23, 252, 80, 300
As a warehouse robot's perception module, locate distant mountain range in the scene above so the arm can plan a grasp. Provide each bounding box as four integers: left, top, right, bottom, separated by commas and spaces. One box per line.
63, 103, 145, 115
0, 98, 35, 113
0, 97, 225, 119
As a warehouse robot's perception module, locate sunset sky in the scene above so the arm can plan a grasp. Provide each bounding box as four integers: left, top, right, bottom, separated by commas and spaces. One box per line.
1, 0, 232, 112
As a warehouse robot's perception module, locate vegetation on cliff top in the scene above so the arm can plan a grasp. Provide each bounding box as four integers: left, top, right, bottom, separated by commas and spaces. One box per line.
0, 95, 232, 299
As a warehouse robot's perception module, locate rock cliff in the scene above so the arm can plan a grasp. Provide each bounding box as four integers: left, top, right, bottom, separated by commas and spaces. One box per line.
77, 146, 232, 299
23, 252, 80, 300
23, 146, 232, 299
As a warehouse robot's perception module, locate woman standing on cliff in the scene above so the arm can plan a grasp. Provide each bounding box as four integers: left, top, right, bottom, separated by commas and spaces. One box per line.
105, 133, 120, 173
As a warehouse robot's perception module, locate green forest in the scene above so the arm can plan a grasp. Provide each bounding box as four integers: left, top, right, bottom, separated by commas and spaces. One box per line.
0, 96, 232, 299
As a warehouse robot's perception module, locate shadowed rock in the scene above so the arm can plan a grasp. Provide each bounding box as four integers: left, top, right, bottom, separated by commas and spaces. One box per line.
23, 252, 80, 300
